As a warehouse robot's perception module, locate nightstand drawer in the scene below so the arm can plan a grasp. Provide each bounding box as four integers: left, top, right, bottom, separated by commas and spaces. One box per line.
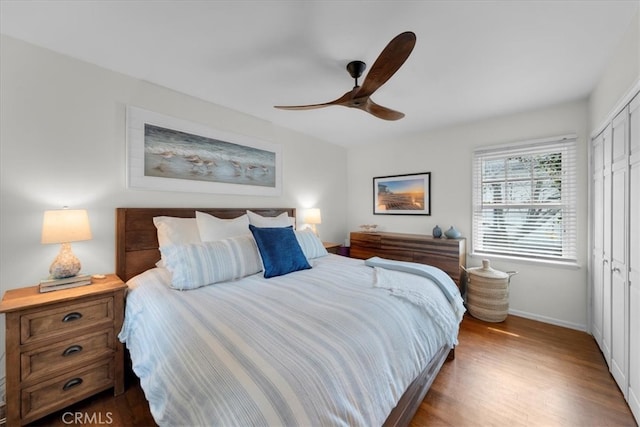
21, 329, 115, 382
20, 296, 114, 345
21, 359, 114, 422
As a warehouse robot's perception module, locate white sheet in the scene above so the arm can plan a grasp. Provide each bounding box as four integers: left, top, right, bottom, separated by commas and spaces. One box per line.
119, 254, 462, 427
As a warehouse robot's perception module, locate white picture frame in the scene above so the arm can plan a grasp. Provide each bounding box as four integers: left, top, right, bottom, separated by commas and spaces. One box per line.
126, 106, 282, 196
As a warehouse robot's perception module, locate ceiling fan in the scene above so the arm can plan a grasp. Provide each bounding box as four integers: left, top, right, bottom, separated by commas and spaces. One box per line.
274, 31, 416, 121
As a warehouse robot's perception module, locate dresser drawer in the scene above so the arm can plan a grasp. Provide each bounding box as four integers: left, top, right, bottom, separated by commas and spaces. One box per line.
350, 232, 381, 247
349, 247, 380, 260
21, 329, 115, 383
20, 296, 114, 345
377, 248, 414, 262
21, 359, 114, 422
413, 252, 463, 285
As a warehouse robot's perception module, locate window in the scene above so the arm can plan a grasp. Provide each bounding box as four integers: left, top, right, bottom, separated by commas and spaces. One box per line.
472, 135, 577, 263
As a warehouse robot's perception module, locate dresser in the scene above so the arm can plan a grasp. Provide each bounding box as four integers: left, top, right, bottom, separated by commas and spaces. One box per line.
350, 231, 466, 287
0, 275, 126, 426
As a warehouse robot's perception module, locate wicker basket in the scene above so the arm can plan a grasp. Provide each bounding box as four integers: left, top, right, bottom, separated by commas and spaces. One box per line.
466, 282, 509, 299
465, 260, 516, 323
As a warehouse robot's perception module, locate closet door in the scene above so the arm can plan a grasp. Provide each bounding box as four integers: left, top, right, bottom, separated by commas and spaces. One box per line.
602, 124, 613, 365
591, 132, 605, 349
628, 93, 640, 421
610, 107, 629, 394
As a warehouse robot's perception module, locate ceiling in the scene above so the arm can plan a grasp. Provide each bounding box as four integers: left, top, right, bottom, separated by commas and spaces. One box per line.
1, 1, 638, 148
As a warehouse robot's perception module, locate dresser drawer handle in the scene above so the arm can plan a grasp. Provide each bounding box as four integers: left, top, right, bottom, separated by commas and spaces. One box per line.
62, 345, 83, 357
62, 312, 82, 322
62, 377, 83, 391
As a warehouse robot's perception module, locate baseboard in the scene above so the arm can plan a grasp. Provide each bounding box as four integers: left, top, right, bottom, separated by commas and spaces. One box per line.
628, 387, 639, 425
508, 308, 587, 332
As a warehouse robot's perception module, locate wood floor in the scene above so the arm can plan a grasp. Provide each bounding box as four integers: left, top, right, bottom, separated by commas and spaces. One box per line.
29, 314, 636, 427
413, 315, 636, 427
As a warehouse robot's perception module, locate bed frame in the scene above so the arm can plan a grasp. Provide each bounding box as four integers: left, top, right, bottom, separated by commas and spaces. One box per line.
115, 207, 453, 427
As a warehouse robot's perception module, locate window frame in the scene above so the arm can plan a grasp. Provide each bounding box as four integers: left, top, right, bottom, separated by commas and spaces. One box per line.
471, 135, 578, 265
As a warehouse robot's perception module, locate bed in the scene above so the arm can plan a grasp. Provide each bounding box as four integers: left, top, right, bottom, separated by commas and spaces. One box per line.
115, 207, 464, 426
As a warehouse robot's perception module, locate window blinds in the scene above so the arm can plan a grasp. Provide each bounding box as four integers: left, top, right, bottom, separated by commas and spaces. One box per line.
472, 136, 577, 262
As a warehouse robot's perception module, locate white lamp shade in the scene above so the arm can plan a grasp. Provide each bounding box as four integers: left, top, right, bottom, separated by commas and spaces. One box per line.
303, 208, 322, 225
41, 209, 92, 244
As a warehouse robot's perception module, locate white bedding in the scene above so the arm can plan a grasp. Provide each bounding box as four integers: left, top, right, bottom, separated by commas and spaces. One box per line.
119, 254, 463, 427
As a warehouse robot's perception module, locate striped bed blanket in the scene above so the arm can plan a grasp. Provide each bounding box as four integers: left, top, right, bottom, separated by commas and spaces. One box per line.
119, 254, 463, 426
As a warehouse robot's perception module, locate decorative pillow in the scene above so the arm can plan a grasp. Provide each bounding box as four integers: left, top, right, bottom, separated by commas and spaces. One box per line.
249, 225, 311, 278
160, 234, 262, 290
196, 211, 250, 241
295, 229, 329, 259
246, 210, 295, 228
153, 216, 201, 248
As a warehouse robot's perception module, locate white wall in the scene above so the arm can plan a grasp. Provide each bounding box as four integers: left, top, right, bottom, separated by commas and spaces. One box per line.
589, 10, 640, 133
0, 35, 348, 387
347, 99, 590, 330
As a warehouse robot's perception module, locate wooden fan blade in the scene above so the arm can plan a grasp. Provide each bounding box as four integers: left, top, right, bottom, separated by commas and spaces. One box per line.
356, 31, 416, 99
274, 90, 353, 110
357, 98, 405, 121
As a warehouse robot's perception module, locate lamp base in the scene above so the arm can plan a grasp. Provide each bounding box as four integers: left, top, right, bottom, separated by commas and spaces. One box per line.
49, 242, 81, 279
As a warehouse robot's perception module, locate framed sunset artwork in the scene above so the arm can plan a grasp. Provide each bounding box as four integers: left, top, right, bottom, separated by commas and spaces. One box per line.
373, 172, 431, 215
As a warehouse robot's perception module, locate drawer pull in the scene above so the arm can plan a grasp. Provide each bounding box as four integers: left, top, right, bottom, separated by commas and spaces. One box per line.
62, 345, 83, 357
62, 377, 83, 391
62, 312, 83, 322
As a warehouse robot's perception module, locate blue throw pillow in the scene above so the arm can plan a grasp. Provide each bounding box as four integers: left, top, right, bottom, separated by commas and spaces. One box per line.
249, 225, 311, 278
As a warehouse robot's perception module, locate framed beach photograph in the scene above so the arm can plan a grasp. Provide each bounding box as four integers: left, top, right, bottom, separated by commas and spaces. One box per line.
126, 106, 282, 196
373, 172, 431, 215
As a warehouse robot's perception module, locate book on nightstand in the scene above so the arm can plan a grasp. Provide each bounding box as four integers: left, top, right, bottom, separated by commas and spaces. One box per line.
39, 274, 93, 293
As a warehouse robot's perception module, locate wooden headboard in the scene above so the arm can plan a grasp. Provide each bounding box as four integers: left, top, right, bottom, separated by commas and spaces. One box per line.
115, 207, 296, 281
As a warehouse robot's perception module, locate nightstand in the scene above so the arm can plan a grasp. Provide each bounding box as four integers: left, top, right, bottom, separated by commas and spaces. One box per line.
0, 274, 127, 426
322, 242, 341, 254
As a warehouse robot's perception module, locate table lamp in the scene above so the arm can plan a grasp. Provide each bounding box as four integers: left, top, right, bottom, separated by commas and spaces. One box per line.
41, 208, 92, 279
302, 208, 322, 236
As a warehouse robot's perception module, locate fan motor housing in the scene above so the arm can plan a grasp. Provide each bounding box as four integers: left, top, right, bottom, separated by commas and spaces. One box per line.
346, 60, 366, 79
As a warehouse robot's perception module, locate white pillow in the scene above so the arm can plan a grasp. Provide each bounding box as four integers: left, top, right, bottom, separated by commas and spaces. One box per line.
160, 234, 262, 290
153, 216, 201, 248
246, 210, 295, 227
295, 229, 329, 259
196, 211, 250, 242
